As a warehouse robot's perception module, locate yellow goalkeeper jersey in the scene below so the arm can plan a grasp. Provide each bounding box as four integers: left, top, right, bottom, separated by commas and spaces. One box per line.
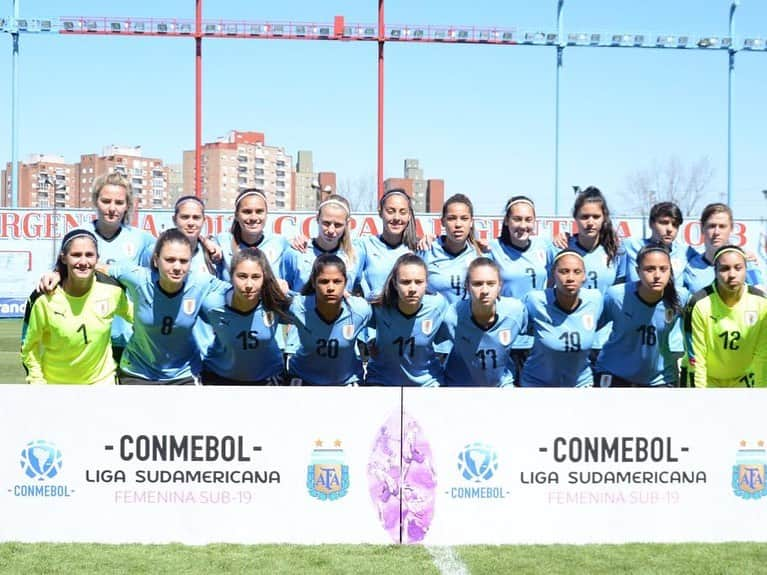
21, 272, 132, 385
684, 284, 767, 388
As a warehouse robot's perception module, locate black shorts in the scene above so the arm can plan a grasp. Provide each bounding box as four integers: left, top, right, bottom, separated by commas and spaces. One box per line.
201, 370, 284, 386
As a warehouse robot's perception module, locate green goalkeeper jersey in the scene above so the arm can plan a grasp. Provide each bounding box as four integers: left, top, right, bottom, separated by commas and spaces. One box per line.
684, 284, 767, 388
21, 272, 132, 385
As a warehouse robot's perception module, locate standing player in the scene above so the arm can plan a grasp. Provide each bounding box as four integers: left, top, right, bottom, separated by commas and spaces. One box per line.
199, 248, 291, 385
521, 250, 603, 388
287, 255, 371, 386
683, 203, 764, 294
684, 246, 767, 387
283, 194, 358, 290
595, 245, 686, 387
439, 258, 526, 387
37, 173, 153, 360
356, 189, 419, 298
106, 229, 227, 385
216, 188, 289, 282
419, 194, 483, 303
172, 195, 222, 276
622, 202, 686, 287
22, 230, 131, 385
549, 187, 623, 359
489, 196, 551, 381
367, 254, 448, 387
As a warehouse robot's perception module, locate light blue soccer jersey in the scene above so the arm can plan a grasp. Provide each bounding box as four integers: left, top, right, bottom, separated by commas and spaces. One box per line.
490, 236, 550, 350
216, 231, 289, 281
622, 237, 688, 353
199, 289, 285, 382
82, 221, 155, 347
287, 294, 371, 386
282, 240, 359, 293
595, 282, 687, 386
520, 288, 604, 388
419, 238, 482, 304
366, 294, 448, 387
547, 235, 624, 349
439, 297, 526, 387
281, 241, 359, 354
109, 262, 227, 382
355, 235, 412, 298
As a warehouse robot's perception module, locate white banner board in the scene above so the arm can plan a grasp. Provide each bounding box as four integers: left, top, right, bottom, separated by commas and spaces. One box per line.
0, 386, 765, 545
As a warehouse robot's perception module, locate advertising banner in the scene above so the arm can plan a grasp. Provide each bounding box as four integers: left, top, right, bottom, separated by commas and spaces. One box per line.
1, 208, 765, 317
0, 386, 765, 545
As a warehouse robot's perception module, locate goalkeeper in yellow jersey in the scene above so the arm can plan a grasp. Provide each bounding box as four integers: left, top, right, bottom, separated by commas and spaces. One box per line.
21, 229, 132, 385
684, 245, 767, 387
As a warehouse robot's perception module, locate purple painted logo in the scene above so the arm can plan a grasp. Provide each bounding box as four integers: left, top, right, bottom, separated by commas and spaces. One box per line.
367, 412, 436, 543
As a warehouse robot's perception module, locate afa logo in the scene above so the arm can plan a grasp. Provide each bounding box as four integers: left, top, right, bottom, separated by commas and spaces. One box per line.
20, 440, 63, 481
732, 440, 766, 500
457, 442, 498, 483
307, 439, 349, 501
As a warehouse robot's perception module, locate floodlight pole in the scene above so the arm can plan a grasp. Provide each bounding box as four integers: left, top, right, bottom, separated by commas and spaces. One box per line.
377, 0, 385, 199
727, 0, 738, 206
10, 0, 20, 207
554, 0, 564, 216
195, 0, 203, 198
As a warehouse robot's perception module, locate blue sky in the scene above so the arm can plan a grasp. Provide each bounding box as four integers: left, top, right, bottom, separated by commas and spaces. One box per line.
1, 0, 766, 218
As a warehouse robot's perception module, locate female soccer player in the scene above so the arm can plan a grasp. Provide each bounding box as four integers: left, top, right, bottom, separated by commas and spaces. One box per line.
215, 188, 289, 282
173, 195, 222, 276
199, 248, 291, 385
683, 203, 764, 294
287, 254, 371, 386
622, 202, 686, 287
22, 229, 131, 385
684, 245, 767, 388
440, 258, 526, 387
366, 254, 449, 387
595, 244, 686, 387
283, 195, 358, 356
283, 194, 358, 291
419, 194, 482, 303
356, 189, 419, 298
37, 173, 154, 358
521, 250, 603, 387
106, 229, 227, 385
489, 195, 551, 380
549, 187, 624, 355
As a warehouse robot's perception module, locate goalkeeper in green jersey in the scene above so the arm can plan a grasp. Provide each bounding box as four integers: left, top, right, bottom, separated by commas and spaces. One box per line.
21, 229, 132, 385
684, 245, 767, 388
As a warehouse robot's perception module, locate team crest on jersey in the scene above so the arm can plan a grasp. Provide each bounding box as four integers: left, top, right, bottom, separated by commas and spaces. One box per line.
498, 329, 512, 346
342, 324, 355, 340
93, 299, 110, 317
421, 319, 434, 335
183, 298, 196, 315
263, 311, 275, 327
123, 242, 136, 258
744, 311, 758, 326
582, 314, 594, 330
732, 441, 766, 500
664, 308, 676, 324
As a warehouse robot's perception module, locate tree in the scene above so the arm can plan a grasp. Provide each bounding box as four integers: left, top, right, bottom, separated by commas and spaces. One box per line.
623, 156, 716, 217
338, 174, 378, 212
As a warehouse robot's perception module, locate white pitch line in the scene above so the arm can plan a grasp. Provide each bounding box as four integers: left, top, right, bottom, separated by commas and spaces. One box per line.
426, 545, 471, 575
